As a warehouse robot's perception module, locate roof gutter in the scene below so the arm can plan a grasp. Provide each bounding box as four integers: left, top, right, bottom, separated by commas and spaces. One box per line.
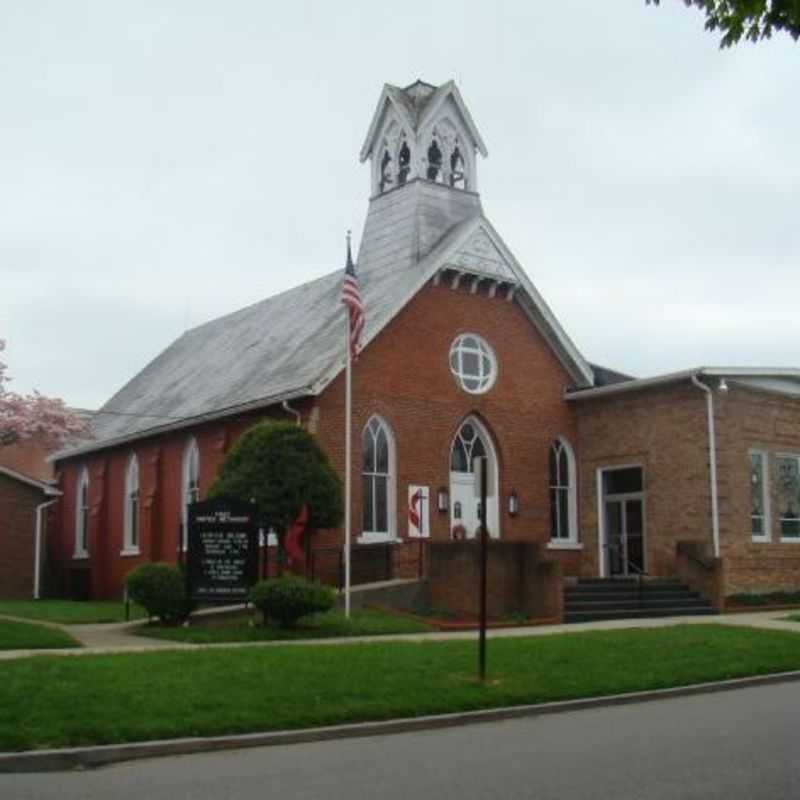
691, 375, 721, 559
51, 387, 315, 463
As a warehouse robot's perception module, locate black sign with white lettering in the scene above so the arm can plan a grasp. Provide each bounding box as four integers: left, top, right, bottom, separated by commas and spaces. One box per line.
186, 498, 258, 603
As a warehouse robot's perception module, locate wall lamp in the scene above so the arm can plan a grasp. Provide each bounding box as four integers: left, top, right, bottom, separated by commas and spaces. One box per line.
508, 489, 519, 517
437, 487, 449, 513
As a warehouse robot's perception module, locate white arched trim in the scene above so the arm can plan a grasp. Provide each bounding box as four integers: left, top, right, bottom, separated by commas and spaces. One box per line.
360, 415, 397, 543
181, 437, 200, 550
74, 466, 90, 558
547, 436, 581, 550
122, 453, 140, 555
449, 415, 500, 540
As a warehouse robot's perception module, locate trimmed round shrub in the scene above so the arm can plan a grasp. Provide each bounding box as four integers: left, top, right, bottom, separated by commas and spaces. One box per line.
125, 563, 189, 624
250, 576, 335, 627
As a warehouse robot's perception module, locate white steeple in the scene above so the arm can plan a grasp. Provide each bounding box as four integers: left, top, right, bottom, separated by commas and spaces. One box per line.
357, 80, 489, 273
360, 80, 488, 198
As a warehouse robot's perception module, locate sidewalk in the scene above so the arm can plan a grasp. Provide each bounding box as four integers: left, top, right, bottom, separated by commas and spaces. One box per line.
2, 609, 799, 661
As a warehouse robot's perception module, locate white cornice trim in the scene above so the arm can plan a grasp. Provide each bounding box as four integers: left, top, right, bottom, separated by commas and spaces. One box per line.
314, 214, 594, 394
566, 367, 800, 401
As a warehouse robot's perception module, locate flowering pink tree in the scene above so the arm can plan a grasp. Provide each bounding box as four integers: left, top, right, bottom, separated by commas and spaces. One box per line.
0, 339, 89, 447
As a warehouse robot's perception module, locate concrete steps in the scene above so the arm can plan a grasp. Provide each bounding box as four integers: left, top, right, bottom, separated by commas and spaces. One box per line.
564, 578, 717, 623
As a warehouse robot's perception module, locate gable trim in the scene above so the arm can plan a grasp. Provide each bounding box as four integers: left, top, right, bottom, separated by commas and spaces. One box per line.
314, 215, 594, 394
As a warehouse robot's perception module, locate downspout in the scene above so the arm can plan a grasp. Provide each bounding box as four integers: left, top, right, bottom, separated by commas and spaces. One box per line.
34, 498, 58, 600
281, 400, 301, 426
691, 374, 720, 558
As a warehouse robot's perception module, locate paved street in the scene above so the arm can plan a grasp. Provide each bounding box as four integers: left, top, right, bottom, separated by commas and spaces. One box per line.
4, 681, 800, 800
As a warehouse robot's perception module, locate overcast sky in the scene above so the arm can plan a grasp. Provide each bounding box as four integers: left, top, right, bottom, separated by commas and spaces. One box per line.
3, 1, 798, 409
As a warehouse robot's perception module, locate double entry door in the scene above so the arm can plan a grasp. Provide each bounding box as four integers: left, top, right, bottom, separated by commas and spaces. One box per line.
605, 496, 644, 577
601, 466, 646, 577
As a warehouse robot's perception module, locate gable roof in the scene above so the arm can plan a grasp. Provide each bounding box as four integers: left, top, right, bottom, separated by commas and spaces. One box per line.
58, 206, 594, 460
0, 465, 61, 495
360, 80, 488, 163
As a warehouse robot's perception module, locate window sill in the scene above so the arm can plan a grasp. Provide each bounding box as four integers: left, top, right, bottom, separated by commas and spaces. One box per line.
120, 547, 141, 557
750, 536, 771, 544
779, 538, 800, 544
547, 541, 583, 551
72, 551, 89, 560
356, 534, 397, 545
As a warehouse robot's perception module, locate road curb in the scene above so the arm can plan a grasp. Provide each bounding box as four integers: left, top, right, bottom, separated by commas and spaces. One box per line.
3, 669, 800, 773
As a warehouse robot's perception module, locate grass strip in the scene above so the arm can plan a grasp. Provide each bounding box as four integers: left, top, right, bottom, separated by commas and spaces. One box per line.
139, 609, 431, 643
3, 624, 800, 752
0, 600, 146, 625
728, 591, 800, 607
0, 620, 79, 651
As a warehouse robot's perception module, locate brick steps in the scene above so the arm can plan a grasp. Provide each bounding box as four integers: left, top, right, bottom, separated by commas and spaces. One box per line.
564, 578, 716, 623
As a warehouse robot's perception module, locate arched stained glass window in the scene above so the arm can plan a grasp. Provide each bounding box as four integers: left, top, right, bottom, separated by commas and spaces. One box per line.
123, 454, 140, 553
181, 438, 200, 550
362, 416, 395, 539
451, 421, 487, 473
549, 439, 577, 542
75, 467, 89, 557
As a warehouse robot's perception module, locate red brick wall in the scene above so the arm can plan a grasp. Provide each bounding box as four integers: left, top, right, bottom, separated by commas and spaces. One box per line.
0, 474, 45, 599
52, 279, 581, 598
574, 382, 711, 578
52, 411, 286, 600
715, 385, 800, 593
0, 437, 54, 482
314, 281, 580, 563
575, 380, 800, 593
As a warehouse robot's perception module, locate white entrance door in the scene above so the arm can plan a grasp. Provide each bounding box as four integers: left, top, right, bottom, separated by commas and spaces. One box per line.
449, 418, 499, 539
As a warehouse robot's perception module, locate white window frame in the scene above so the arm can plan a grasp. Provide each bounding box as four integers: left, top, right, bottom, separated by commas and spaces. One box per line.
449, 333, 497, 395
74, 467, 90, 558
359, 415, 397, 544
122, 453, 141, 555
749, 449, 770, 542
181, 437, 200, 551
776, 452, 800, 543
547, 437, 580, 550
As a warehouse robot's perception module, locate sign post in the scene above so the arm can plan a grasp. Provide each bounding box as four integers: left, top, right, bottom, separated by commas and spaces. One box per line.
477, 456, 488, 682
186, 498, 258, 606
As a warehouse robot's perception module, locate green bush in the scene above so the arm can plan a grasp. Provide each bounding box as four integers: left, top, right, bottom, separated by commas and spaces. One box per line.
125, 563, 189, 624
208, 421, 343, 537
250, 576, 335, 627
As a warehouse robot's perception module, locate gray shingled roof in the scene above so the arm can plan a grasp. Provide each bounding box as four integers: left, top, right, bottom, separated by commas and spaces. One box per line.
77, 187, 485, 453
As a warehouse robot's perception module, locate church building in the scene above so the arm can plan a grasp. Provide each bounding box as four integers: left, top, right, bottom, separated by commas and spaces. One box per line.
49, 80, 800, 614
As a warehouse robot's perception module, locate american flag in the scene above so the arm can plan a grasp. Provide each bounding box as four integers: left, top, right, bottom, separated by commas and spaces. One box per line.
340, 234, 365, 361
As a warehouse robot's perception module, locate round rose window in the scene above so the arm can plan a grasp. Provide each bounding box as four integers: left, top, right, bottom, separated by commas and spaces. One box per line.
449, 334, 497, 394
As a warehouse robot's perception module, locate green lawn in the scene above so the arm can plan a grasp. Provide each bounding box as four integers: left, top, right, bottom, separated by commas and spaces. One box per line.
3, 624, 800, 752
728, 591, 800, 607
0, 600, 146, 625
0, 620, 79, 651
140, 609, 431, 643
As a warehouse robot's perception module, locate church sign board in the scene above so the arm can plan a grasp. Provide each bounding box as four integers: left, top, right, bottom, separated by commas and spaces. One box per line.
186, 498, 258, 604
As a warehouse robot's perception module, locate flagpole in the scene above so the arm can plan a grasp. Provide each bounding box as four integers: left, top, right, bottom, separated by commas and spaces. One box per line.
344, 246, 353, 619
